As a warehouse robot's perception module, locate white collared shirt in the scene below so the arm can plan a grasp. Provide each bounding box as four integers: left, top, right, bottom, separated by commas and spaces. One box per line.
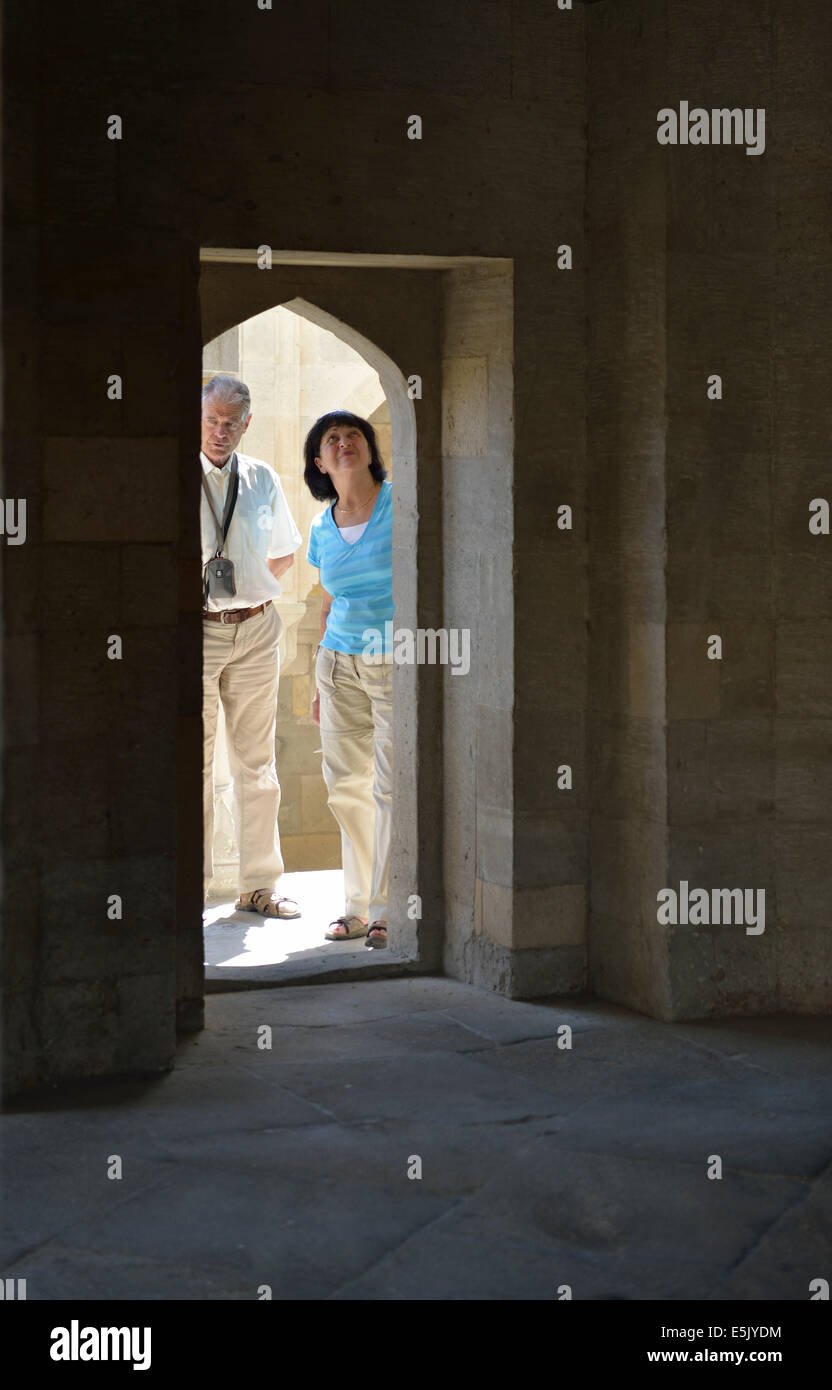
200, 450, 302, 610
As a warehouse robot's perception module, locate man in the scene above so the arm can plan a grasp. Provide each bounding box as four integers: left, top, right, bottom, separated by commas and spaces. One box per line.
201, 373, 303, 918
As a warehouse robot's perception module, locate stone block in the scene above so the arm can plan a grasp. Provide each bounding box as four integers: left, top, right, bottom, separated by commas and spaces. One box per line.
276, 723, 324, 775
475, 705, 512, 812
281, 834, 341, 872
513, 883, 586, 951
667, 444, 772, 554
39, 628, 116, 741
115, 94, 181, 234
36, 980, 119, 1080
667, 549, 772, 620
590, 716, 665, 823
122, 325, 185, 436
666, 254, 773, 426
516, 543, 586, 624
666, 143, 776, 256
516, 709, 585, 815
667, 823, 777, 909
589, 813, 651, 926
512, 0, 585, 106
0, 989, 42, 1095
42, 324, 123, 435
774, 349, 832, 457
776, 162, 832, 262
476, 549, 513, 712
588, 622, 629, 717
4, 635, 39, 747
114, 974, 176, 1073
41, 227, 184, 326
444, 459, 511, 554
776, 620, 832, 716
515, 812, 588, 891
39, 544, 122, 629
43, 438, 179, 542
441, 357, 488, 457
39, 856, 176, 984
775, 550, 832, 620
39, 87, 120, 222
710, 924, 779, 1015
666, 623, 722, 719
775, 824, 832, 931
292, 673, 312, 718
520, 615, 587, 714
590, 913, 672, 1020
36, 740, 113, 860
40, 4, 179, 83
3, 539, 42, 635
478, 879, 513, 949
588, 0, 667, 141
507, 944, 586, 999
589, 449, 665, 555
442, 725, 476, 893
475, 805, 512, 888
120, 545, 178, 626
667, 718, 774, 825
718, 620, 775, 717
627, 623, 664, 719
774, 719, 832, 822
666, 925, 720, 1018
776, 926, 832, 1013
328, 1, 512, 98
109, 742, 176, 854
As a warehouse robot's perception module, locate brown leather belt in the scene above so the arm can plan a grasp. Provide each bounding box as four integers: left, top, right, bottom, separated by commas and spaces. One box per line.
202, 602, 267, 625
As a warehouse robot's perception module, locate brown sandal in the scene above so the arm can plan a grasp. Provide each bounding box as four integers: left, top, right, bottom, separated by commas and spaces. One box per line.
325, 916, 368, 941
235, 889, 301, 919
365, 922, 387, 949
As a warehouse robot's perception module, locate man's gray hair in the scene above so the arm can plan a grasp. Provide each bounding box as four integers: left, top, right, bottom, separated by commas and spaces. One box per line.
202, 373, 251, 418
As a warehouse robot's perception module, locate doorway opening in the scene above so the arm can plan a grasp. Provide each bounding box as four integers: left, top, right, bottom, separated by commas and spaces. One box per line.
193, 248, 514, 1007
199, 290, 420, 986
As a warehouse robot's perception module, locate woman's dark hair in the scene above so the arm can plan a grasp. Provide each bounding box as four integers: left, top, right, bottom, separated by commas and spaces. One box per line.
303, 410, 388, 501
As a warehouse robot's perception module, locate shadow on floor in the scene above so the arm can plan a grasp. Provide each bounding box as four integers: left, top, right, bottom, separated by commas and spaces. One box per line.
4, 978, 831, 1299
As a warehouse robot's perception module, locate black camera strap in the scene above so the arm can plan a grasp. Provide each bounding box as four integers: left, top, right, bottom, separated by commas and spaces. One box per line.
201, 453, 239, 557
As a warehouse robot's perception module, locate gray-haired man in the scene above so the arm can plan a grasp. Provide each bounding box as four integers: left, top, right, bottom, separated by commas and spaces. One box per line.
201, 374, 303, 917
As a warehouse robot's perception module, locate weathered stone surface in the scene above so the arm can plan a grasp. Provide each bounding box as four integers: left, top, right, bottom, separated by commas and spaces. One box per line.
6, 982, 827, 1298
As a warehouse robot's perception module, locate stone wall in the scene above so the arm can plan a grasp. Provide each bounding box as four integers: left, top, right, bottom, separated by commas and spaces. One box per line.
587, 0, 832, 1018
3, 0, 830, 1093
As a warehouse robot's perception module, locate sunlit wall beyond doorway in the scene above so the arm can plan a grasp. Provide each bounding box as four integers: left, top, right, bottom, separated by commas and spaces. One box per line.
202, 305, 393, 893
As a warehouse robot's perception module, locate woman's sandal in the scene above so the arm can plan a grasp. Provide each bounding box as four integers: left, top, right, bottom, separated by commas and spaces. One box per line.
325, 916, 368, 941
365, 922, 387, 949
235, 889, 301, 919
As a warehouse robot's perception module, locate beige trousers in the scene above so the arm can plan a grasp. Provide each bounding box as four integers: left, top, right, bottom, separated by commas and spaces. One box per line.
203, 602, 285, 895
315, 647, 393, 924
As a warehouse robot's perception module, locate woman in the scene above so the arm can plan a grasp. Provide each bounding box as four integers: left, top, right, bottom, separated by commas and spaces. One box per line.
303, 410, 394, 949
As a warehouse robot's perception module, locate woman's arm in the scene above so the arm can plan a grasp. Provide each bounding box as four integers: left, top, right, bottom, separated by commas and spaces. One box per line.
311, 586, 334, 726
319, 587, 333, 641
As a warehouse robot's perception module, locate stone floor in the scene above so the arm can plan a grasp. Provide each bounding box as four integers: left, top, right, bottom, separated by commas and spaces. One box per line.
3, 978, 831, 1300
204, 868, 408, 985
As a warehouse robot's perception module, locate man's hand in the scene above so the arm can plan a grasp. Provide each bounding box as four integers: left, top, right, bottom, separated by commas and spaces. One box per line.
311, 691, 321, 726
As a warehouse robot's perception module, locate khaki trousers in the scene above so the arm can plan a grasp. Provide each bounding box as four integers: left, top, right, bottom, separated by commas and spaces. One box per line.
203, 602, 285, 895
315, 647, 393, 924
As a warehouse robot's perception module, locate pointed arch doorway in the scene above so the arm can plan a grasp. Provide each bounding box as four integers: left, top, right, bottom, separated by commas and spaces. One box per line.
186, 247, 515, 1011
199, 283, 426, 986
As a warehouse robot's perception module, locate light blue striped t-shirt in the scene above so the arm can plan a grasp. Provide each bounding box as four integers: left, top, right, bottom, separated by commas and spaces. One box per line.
306, 480, 395, 654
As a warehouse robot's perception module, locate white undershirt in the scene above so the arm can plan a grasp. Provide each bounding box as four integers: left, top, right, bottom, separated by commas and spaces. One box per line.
338, 521, 369, 545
